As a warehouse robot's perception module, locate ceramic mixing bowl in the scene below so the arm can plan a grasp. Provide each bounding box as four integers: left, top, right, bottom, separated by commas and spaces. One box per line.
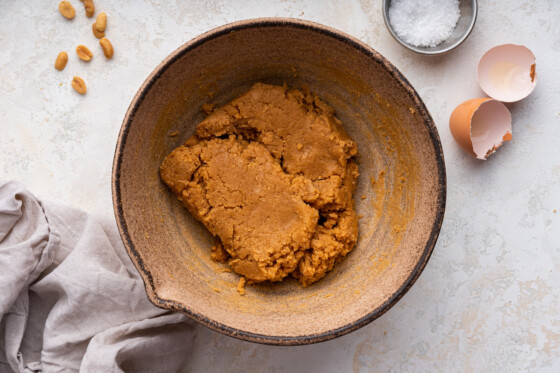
112, 18, 446, 345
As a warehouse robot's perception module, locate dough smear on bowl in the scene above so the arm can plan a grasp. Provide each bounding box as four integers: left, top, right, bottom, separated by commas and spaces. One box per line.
160, 83, 359, 287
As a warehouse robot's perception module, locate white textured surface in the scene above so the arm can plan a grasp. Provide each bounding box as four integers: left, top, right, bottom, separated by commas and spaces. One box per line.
1, 0, 559, 371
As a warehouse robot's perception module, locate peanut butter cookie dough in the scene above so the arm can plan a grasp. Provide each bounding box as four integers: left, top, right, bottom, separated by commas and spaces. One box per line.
160, 83, 359, 287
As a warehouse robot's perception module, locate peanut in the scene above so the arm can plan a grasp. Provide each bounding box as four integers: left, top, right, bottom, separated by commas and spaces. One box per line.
83, 0, 95, 18
76, 45, 93, 61
96, 12, 107, 32
71, 76, 87, 95
92, 22, 105, 39
54, 51, 68, 71
58, 1, 75, 19
99, 37, 114, 59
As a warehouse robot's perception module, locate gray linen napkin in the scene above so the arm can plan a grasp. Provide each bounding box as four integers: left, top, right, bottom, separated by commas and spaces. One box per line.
0, 181, 196, 373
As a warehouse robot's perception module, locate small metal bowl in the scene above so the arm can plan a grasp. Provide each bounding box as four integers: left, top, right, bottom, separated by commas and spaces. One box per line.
383, 0, 478, 55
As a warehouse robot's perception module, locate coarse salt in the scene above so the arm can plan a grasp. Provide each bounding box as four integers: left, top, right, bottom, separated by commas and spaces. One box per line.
388, 0, 461, 48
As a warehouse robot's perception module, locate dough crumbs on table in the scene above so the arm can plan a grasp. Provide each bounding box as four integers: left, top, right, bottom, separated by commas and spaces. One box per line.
169, 131, 179, 137
160, 83, 359, 289
361, 195, 366, 200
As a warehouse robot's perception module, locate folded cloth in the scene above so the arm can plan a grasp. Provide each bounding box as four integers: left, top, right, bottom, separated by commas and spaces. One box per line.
0, 181, 196, 373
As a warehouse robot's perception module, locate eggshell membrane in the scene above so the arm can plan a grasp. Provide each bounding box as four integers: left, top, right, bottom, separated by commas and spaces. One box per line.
449, 98, 512, 160
478, 44, 537, 102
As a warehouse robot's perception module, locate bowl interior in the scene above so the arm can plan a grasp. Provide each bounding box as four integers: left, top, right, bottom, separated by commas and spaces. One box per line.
113, 19, 445, 344
384, 0, 477, 54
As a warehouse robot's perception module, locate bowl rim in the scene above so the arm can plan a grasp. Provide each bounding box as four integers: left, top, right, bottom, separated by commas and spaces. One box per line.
382, 0, 478, 55
112, 17, 447, 346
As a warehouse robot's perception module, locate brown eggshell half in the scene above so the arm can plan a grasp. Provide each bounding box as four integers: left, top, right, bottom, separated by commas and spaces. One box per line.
449, 98, 512, 160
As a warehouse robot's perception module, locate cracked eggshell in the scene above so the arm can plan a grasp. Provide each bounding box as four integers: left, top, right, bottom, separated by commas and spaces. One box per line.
478, 44, 537, 102
449, 98, 512, 160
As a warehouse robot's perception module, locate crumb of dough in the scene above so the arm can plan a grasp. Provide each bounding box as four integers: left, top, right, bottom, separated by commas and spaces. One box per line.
201, 103, 215, 115
210, 240, 229, 263
237, 277, 246, 296
160, 83, 359, 287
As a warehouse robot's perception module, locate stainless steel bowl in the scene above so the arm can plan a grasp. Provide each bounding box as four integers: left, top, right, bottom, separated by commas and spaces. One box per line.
383, 0, 478, 55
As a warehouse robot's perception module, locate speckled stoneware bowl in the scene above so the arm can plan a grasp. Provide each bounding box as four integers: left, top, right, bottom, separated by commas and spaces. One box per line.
112, 18, 446, 345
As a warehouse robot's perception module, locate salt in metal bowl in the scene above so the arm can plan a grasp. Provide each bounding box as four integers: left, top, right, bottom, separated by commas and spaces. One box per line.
383, 0, 478, 55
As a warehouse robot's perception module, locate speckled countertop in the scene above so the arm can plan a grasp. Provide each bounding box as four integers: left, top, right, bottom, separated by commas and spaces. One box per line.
1, 1, 559, 371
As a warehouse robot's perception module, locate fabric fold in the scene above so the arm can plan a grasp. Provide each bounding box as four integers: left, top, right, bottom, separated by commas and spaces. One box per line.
0, 181, 196, 373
